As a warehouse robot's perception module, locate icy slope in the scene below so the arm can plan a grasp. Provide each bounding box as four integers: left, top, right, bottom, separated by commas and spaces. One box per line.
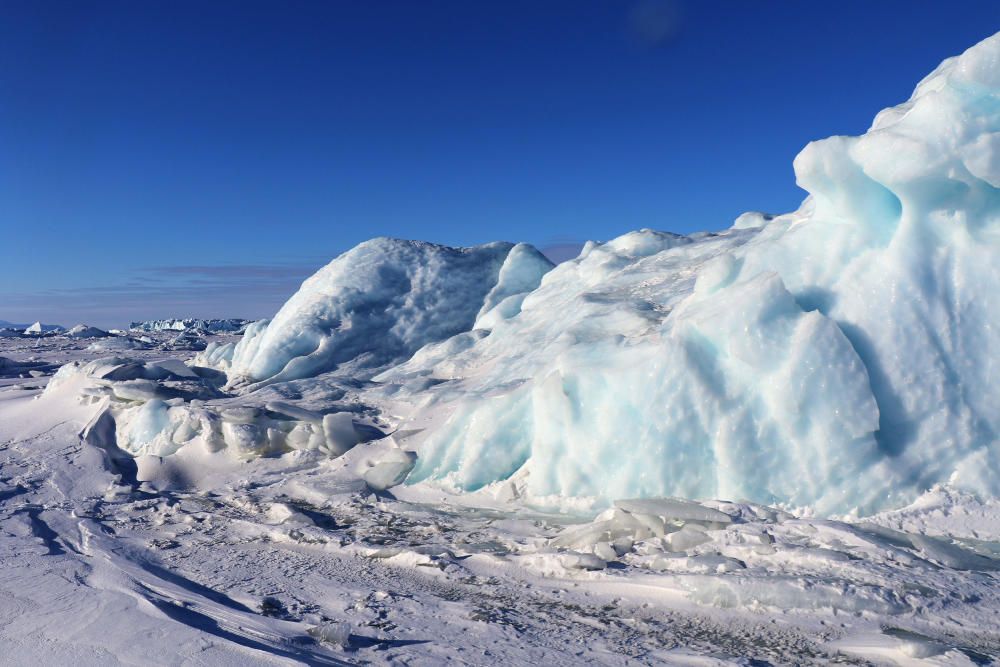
371, 32, 1000, 514
226, 238, 552, 387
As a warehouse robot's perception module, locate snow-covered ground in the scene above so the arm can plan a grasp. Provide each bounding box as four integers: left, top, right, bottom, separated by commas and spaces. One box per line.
5, 28, 1000, 667
1, 339, 999, 665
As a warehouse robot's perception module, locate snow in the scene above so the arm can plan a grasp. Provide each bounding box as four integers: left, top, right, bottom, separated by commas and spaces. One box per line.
86, 336, 149, 351
4, 337, 1000, 663
226, 238, 526, 387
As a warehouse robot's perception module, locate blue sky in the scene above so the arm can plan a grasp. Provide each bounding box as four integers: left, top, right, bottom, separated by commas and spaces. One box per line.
2, 1, 998, 328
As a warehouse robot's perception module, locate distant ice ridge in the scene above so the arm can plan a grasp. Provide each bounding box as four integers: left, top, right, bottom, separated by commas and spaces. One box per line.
129, 318, 251, 333
225, 238, 553, 388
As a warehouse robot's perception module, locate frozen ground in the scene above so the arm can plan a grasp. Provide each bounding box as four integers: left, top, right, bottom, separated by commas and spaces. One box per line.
1, 338, 999, 666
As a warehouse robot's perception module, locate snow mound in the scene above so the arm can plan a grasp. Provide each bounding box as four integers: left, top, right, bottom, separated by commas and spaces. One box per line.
65, 324, 110, 338
226, 238, 548, 387
86, 336, 149, 352
374, 32, 1000, 515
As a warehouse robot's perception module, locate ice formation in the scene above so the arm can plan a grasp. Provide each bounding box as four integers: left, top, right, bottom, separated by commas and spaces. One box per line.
370, 32, 1000, 514
225, 239, 552, 387
23, 321, 63, 335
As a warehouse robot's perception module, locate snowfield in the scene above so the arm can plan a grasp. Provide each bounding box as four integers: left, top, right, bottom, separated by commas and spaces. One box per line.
4, 31, 1000, 667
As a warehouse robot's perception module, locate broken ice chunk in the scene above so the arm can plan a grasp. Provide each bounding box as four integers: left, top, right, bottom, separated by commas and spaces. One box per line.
322, 412, 361, 456
664, 524, 712, 552
614, 498, 733, 525
560, 551, 607, 571
308, 621, 352, 647
362, 449, 417, 491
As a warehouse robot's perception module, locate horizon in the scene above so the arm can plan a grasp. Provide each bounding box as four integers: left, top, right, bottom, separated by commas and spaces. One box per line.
4, 1, 999, 328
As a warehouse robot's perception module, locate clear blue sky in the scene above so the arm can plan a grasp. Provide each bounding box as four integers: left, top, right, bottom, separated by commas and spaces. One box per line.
3, 1, 998, 328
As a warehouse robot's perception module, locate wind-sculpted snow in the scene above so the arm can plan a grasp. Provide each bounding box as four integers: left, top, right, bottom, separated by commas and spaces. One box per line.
226, 238, 550, 387
374, 32, 1000, 514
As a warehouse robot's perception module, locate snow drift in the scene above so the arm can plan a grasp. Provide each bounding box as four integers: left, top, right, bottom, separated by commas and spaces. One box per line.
65, 324, 110, 339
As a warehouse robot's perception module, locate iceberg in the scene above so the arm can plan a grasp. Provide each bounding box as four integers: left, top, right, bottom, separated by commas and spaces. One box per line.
24, 321, 64, 335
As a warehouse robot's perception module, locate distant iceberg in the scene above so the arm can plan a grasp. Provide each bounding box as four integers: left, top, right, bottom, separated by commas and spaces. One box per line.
129, 318, 252, 333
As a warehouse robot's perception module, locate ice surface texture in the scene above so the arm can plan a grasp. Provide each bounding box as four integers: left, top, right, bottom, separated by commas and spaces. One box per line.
227, 238, 551, 387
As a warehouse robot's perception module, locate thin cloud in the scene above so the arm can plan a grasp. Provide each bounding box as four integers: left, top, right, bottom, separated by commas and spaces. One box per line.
0, 261, 325, 329
145, 264, 319, 279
